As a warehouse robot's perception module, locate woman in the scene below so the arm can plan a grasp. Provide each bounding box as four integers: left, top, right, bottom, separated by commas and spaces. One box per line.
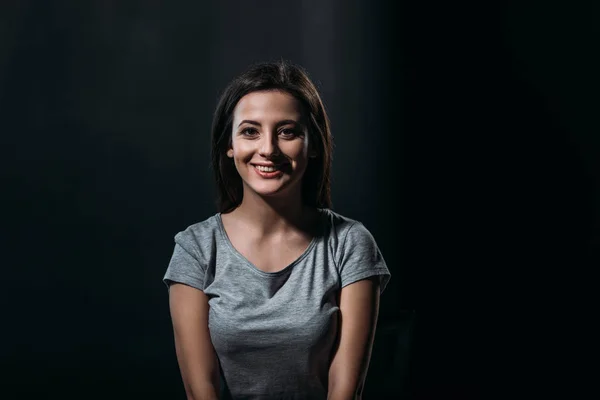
163, 60, 391, 400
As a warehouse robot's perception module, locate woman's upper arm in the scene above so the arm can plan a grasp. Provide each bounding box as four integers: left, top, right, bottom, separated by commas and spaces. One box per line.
169, 282, 220, 399
328, 277, 381, 400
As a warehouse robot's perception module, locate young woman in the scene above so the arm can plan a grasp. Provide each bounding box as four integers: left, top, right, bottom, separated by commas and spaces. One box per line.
163, 60, 391, 400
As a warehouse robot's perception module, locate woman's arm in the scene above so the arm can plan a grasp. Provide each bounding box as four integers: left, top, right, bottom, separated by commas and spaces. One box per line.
169, 283, 220, 400
328, 277, 381, 400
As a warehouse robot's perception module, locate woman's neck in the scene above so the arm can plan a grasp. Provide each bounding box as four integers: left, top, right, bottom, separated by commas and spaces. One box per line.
229, 190, 315, 238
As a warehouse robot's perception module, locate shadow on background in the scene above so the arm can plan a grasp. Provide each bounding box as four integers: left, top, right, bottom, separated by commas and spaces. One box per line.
365, 310, 416, 398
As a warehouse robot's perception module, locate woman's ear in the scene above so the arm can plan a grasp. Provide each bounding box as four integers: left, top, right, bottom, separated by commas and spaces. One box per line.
227, 148, 234, 158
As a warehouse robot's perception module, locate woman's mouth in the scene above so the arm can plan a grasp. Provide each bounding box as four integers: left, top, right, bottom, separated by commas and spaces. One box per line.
254, 165, 279, 172
252, 164, 285, 178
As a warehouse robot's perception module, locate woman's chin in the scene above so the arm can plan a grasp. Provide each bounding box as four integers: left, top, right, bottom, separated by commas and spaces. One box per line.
242, 176, 303, 200
254, 189, 286, 198
248, 183, 294, 199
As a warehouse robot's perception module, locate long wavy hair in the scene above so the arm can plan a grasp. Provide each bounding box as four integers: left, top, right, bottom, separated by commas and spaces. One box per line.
210, 60, 333, 213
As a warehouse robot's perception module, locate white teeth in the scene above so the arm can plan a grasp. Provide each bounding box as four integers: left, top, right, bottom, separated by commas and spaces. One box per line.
255, 165, 279, 172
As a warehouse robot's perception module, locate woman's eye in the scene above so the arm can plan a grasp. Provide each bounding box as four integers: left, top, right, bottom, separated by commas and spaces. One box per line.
280, 129, 298, 137
241, 128, 258, 136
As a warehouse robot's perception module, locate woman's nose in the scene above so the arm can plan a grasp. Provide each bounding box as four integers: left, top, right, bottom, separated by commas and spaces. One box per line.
258, 132, 280, 157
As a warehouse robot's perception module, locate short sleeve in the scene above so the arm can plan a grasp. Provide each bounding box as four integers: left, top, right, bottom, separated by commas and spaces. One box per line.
338, 222, 391, 294
163, 231, 207, 292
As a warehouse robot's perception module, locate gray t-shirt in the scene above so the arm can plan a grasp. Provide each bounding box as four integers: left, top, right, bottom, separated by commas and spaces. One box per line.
163, 208, 391, 400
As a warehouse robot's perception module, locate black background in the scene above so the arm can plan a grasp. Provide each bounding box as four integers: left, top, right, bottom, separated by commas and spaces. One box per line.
2, 1, 597, 398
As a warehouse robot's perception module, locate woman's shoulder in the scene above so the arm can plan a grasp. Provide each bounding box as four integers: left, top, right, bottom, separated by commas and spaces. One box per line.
173, 212, 221, 250
321, 208, 360, 230
320, 208, 365, 238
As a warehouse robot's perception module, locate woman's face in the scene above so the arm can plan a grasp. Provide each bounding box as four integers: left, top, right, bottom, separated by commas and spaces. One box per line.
227, 90, 313, 200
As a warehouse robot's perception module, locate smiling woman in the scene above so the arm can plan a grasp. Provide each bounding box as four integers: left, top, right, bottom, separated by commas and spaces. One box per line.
227, 90, 313, 201
163, 60, 391, 400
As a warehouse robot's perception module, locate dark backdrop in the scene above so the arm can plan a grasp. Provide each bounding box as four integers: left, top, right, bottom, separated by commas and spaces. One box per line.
2, 1, 597, 399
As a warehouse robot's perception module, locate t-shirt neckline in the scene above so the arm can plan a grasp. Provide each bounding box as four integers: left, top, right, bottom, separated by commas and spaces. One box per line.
215, 208, 326, 277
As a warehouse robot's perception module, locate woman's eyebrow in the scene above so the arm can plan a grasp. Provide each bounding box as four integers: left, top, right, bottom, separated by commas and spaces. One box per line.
276, 119, 301, 126
238, 119, 261, 127
237, 119, 301, 127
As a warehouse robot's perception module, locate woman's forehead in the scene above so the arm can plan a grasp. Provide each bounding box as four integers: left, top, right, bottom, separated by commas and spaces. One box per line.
233, 90, 303, 122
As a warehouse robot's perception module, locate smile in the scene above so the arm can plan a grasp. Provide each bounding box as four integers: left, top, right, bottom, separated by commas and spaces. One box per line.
252, 164, 285, 178
254, 165, 280, 172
